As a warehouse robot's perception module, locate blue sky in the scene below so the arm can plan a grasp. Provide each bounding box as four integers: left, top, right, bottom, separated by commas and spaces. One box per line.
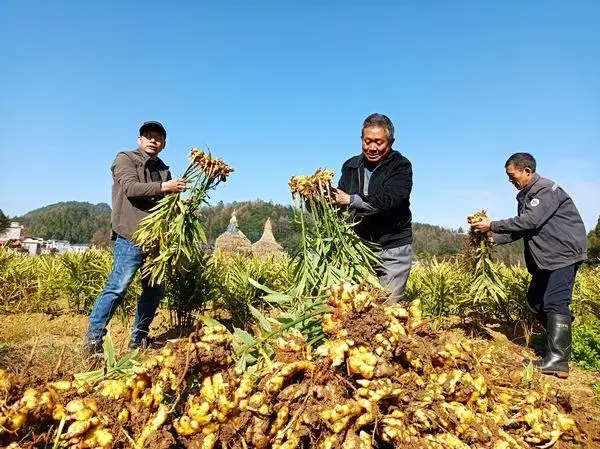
1, 1, 598, 230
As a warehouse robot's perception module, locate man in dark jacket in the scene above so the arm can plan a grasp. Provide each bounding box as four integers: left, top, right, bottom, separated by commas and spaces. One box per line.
472, 152, 587, 378
333, 113, 413, 302
84, 121, 187, 356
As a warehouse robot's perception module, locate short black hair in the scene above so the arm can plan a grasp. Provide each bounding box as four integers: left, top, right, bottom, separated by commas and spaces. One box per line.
505, 152, 536, 172
362, 113, 395, 141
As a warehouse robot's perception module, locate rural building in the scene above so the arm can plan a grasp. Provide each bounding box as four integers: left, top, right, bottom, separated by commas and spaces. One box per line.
21, 237, 44, 255
69, 243, 90, 253
0, 222, 23, 243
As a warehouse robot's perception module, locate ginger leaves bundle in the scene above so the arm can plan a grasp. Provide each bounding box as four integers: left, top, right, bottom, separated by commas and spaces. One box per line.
133, 149, 233, 285
289, 169, 380, 297
464, 210, 507, 317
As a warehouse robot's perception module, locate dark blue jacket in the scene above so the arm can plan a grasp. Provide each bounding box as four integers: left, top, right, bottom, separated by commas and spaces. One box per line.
492, 174, 587, 271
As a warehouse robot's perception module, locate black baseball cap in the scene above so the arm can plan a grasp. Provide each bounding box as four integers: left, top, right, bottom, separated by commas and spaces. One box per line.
139, 121, 167, 138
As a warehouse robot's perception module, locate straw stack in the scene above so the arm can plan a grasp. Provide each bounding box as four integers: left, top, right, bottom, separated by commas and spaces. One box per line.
252, 218, 284, 256
214, 212, 252, 255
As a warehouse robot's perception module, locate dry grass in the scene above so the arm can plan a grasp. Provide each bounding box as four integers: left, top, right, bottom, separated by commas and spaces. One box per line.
0, 310, 175, 377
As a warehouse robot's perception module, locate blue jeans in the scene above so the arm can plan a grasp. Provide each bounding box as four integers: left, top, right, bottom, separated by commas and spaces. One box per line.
86, 236, 164, 345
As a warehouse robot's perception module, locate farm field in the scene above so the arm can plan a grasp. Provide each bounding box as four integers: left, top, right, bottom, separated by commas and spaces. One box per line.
1, 249, 599, 448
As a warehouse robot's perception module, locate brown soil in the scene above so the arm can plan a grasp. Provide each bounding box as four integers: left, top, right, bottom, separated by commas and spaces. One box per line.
342, 305, 390, 346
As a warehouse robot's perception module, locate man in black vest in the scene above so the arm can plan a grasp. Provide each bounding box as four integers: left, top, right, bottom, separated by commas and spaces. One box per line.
333, 113, 413, 303
472, 152, 587, 378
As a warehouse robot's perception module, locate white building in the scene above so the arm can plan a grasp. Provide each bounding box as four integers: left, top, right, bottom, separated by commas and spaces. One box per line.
21, 237, 44, 255
51, 240, 72, 253
68, 244, 90, 253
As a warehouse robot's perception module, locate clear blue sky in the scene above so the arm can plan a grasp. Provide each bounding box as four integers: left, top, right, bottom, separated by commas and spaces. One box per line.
1, 1, 598, 230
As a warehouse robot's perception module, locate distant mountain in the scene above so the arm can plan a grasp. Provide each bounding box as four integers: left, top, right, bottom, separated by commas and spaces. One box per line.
15, 201, 111, 244
13, 200, 523, 263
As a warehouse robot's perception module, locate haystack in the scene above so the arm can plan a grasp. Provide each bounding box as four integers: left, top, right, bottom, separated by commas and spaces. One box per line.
214, 212, 252, 255
252, 218, 284, 256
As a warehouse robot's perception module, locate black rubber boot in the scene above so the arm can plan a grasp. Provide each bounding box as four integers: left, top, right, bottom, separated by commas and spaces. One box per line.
532, 314, 571, 378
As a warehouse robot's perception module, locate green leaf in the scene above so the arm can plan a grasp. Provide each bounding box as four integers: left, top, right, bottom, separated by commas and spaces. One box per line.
103, 332, 116, 369
197, 315, 224, 327
248, 277, 279, 294
233, 328, 255, 346
249, 305, 272, 333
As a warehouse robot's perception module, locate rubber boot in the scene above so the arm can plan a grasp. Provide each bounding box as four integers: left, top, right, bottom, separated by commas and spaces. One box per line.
532, 314, 571, 378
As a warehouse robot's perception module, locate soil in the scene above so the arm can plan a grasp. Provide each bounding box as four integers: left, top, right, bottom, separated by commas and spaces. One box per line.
342, 305, 390, 346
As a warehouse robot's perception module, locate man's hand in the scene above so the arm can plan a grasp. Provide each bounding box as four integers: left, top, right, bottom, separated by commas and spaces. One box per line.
471, 217, 491, 233
161, 179, 187, 193
332, 188, 351, 205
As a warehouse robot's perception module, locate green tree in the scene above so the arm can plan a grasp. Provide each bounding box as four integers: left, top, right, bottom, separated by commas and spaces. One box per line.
587, 216, 600, 264
15, 202, 111, 243
90, 227, 112, 248
0, 209, 10, 233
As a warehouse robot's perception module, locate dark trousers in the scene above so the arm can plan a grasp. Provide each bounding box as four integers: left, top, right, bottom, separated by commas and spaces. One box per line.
527, 263, 580, 319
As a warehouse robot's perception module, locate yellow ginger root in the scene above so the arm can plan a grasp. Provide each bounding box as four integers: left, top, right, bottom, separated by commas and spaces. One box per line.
467, 375, 488, 403
173, 415, 201, 436
316, 339, 351, 366
135, 404, 170, 448
408, 299, 423, 328
270, 403, 290, 436
232, 372, 254, 404
347, 346, 378, 379
19, 389, 38, 411
201, 432, 218, 449
276, 329, 307, 353
0, 369, 10, 390
6, 412, 28, 432
99, 379, 130, 400
64, 417, 99, 439
79, 426, 113, 448
188, 399, 212, 426
467, 210, 488, 224
322, 313, 342, 334
321, 400, 363, 432
117, 408, 130, 424
265, 361, 315, 394
318, 434, 340, 449
201, 375, 217, 403
47, 380, 74, 391
359, 431, 373, 448
385, 304, 409, 320
441, 402, 475, 435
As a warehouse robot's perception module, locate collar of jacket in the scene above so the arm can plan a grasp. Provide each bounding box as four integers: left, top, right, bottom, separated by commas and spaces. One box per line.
133, 147, 169, 170
347, 150, 399, 169
516, 173, 541, 200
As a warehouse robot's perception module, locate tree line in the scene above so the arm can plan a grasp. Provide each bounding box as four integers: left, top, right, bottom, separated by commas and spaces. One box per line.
3, 202, 597, 265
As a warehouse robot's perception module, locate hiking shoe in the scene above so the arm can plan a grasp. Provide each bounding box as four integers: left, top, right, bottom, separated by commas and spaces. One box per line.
83, 340, 104, 361
128, 336, 157, 351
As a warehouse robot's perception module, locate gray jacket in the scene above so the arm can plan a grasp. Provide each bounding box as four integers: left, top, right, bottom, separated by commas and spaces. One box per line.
491, 173, 587, 271
111, 148, 172, 240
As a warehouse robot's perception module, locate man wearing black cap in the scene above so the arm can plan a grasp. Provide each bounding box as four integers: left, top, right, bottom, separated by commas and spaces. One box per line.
84, 121, 186, 356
